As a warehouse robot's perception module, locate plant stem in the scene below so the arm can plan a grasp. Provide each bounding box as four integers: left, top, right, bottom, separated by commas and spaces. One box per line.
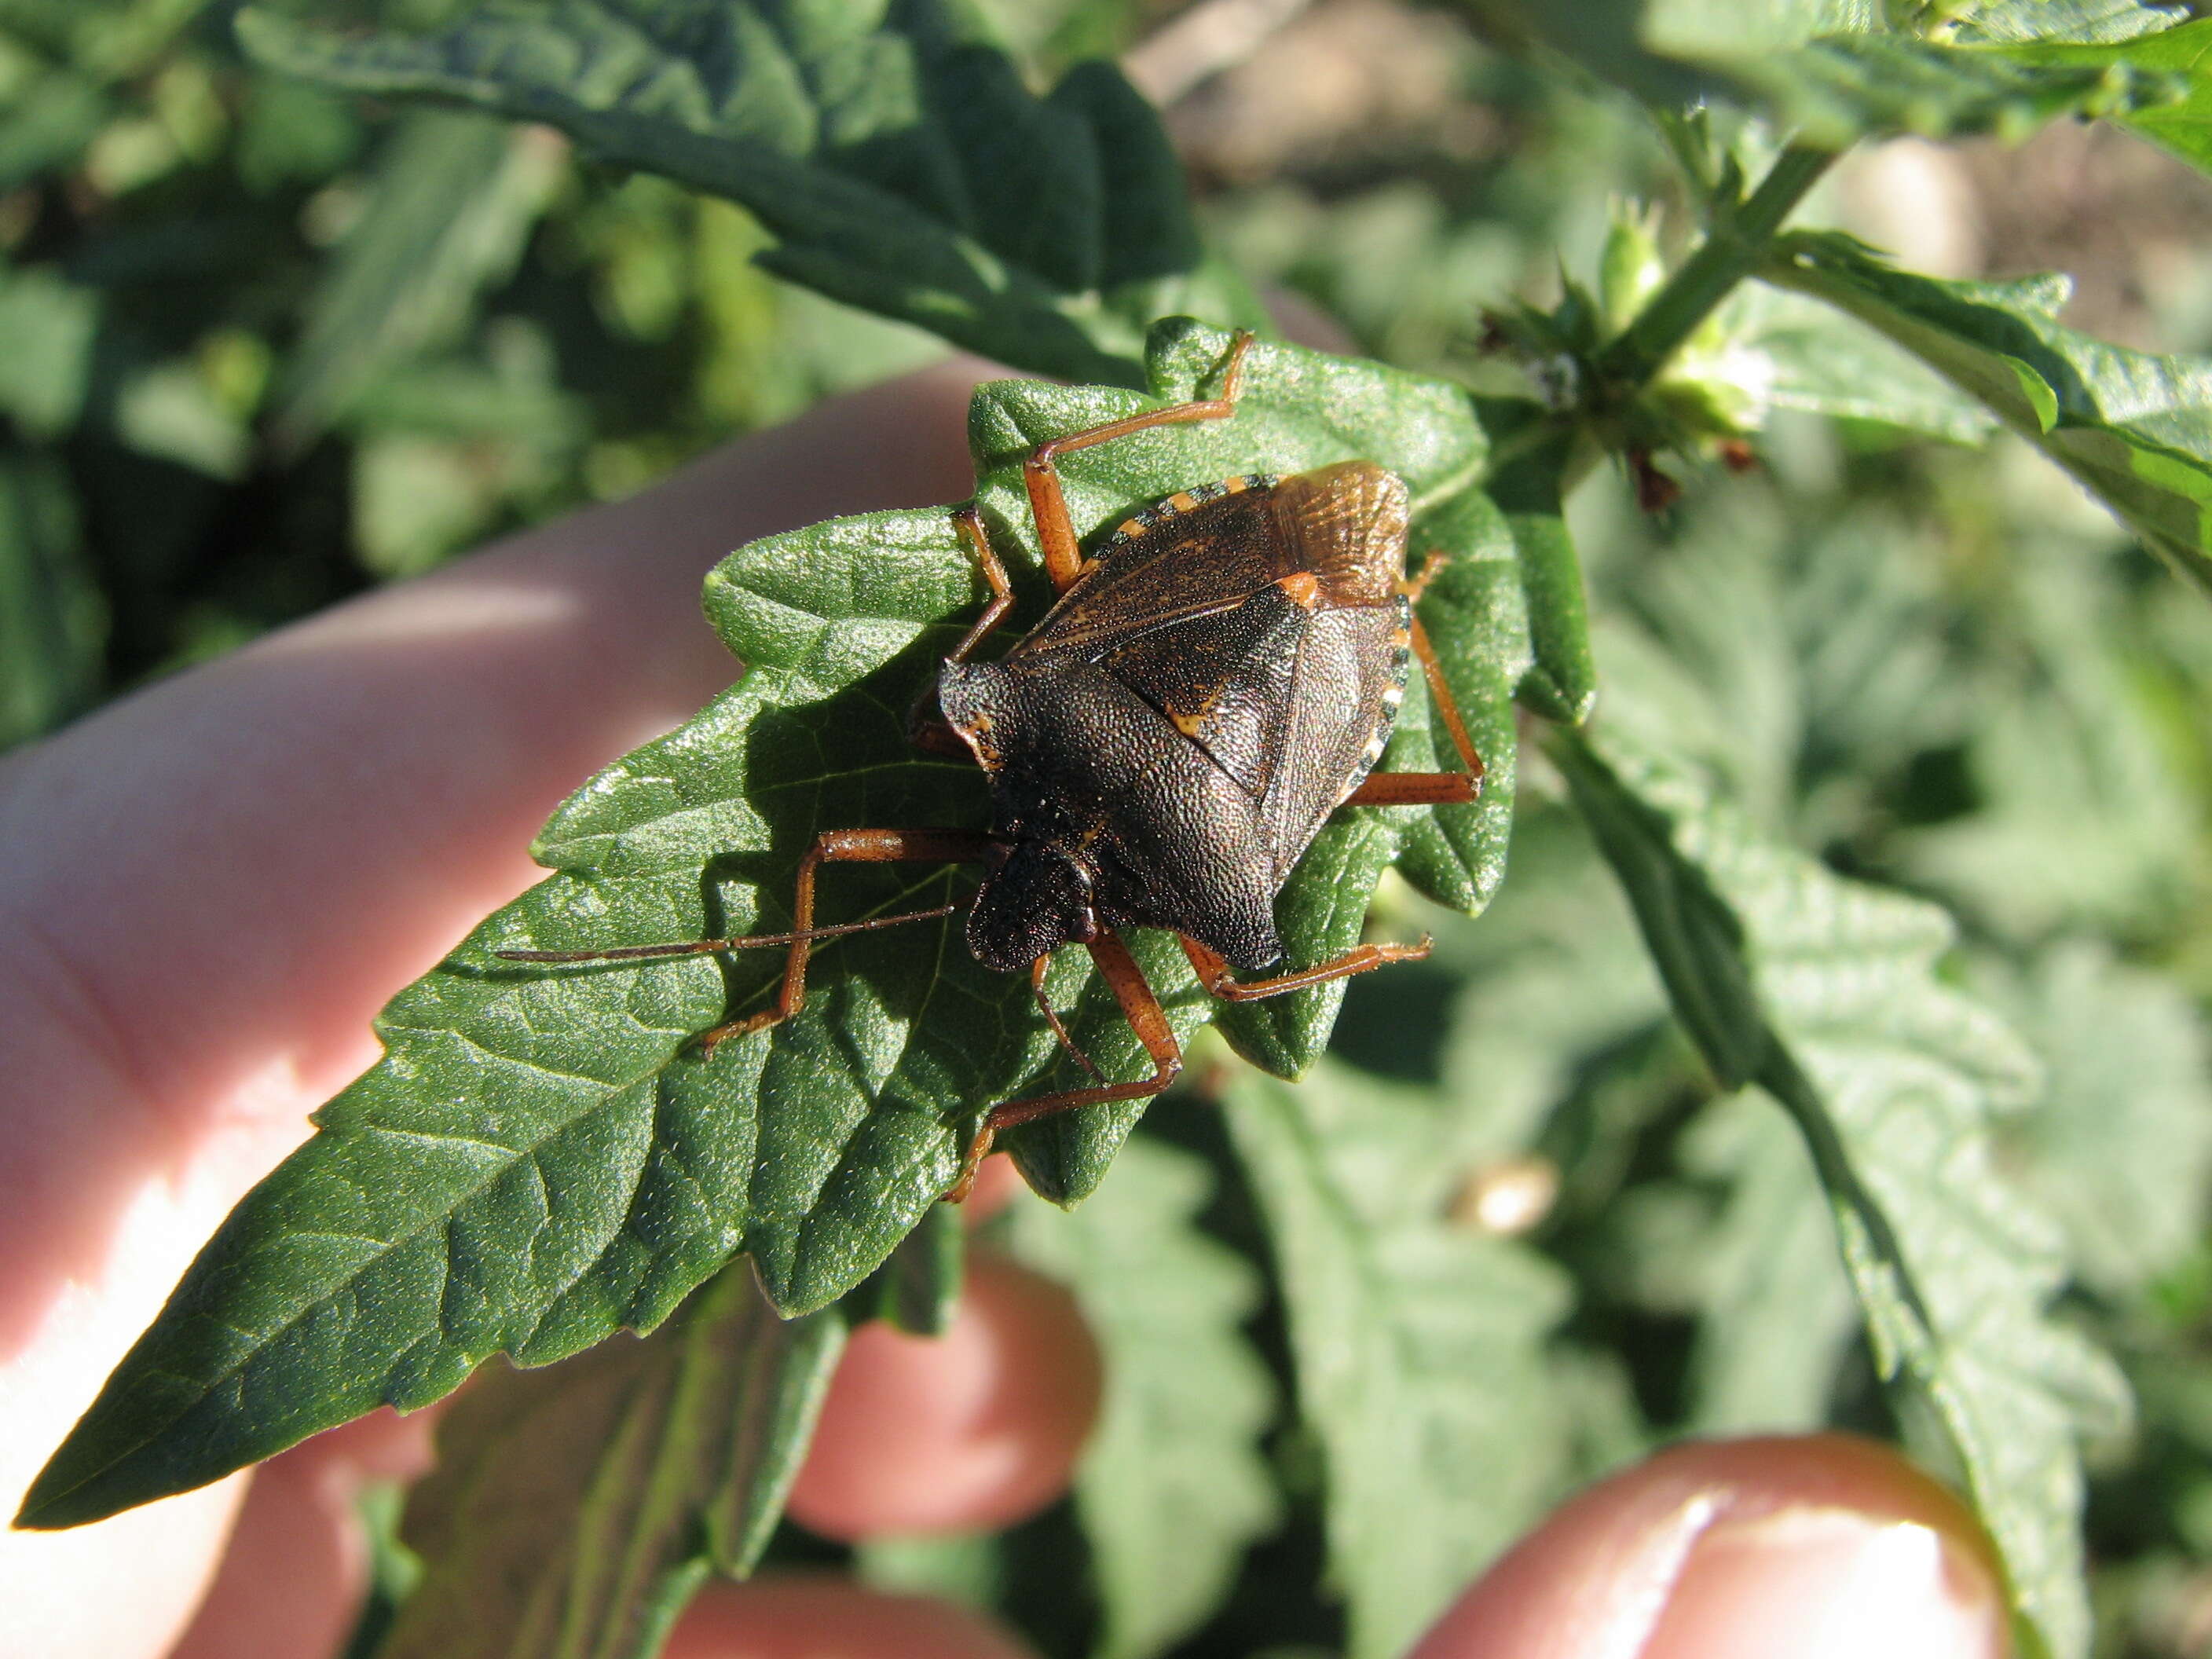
1593, 144, 1839, 393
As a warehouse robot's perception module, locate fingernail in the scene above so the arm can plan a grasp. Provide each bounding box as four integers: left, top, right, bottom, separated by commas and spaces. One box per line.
1641, 1503, 2007, 1659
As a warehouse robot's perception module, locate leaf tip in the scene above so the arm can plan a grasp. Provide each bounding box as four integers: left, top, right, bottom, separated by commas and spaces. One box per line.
1518, 668, 1598, 727
12, 1445, 120, 1533
231, 6, 307, 69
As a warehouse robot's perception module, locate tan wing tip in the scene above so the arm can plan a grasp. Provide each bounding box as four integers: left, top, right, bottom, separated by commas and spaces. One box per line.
1268, 462, 1410, 605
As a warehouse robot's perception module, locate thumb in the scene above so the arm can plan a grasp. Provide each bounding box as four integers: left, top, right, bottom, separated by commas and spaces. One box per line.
1408, 1434, 2008, 1659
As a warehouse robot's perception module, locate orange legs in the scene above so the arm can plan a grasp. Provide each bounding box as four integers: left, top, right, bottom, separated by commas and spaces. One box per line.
950, 917, 1445, 1203
947, 932, 1184, 1203
946, 506, 1015, 665
1023, 331, 1255, 591
668, 828, 997, 1051
1342, 768, 1477, 808
1179, 933, 1433, 1001
908, 508, 1019, 756
1409, 615, 1484, 783
1338, 568, 1486, 807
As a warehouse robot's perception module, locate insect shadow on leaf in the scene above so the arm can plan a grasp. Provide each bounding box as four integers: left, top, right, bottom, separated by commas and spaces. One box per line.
500, 334, 1485, 1200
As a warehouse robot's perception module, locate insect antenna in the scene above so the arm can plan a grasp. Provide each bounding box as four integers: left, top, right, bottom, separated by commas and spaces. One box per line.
496, 902, 962, 964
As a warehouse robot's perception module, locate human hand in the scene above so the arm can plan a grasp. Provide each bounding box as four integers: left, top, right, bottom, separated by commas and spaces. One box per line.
0, 358, 985, 1656
0, 358, 2005, 1658
674, 1200, 2011, 1659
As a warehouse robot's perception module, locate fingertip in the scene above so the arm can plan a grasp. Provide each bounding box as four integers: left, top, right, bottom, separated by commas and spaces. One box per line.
665, 1576, 1035, 1659
266, 1402, 439, 1488
786, 1251, 1101, 1540
164, 1453, 364, 1659
1408, 1434, 2007, 1659
958, 1154, 1029, 1225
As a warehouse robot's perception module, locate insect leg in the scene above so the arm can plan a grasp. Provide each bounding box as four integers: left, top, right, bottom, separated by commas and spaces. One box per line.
1179, 933, 1432, 1003
689, 827, 995, 1053
1339, 771, 1478, 807
945, 505, 1016, 665
1334, 611, 1489, 808
908, 506, 1020, 754
1023, 331, 1255, 591
1031, 954, 1102, 1080
945, 930, 1182, 1202
1401, 548, 1451, 603
1410, 615, 1485, 779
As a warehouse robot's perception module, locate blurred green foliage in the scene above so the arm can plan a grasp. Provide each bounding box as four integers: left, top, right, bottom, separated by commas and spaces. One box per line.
0, 0, 943, 747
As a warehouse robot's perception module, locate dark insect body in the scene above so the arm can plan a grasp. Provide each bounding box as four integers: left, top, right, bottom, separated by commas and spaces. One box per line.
943, 462, 1415, 976
502, 335, 1484, 1199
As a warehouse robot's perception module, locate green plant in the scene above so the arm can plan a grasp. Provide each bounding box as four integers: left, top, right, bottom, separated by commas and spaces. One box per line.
12, 2, 2212, 1656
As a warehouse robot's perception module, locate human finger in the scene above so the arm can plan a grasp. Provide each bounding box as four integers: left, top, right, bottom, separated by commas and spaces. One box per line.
0, 360, 986, 1659
664, 1576, 1035, 1658
786, 1251, 1101, 1540
163, 1407, 441, 1659
1406, 1433, 2008, 1659
958, 1153, 1030, 1223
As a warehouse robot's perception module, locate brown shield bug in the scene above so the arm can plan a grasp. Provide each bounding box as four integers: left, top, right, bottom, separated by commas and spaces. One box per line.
502, 333, 1483, 1199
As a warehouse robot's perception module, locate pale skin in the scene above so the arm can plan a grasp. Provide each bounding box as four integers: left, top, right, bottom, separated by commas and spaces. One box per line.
0, 346, 2005, 1658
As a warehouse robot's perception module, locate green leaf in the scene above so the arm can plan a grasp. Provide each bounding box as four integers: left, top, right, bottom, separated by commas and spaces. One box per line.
1720, 30, 2188, 145
2004, 18, 2212, 178
236, 0, 1230, 386
1432, 804, 1672, 1156
1951, 0, 2187, 45
1767, 232, 2212, 595
1677, 1095, 1860, 1434
113, 360, 252, 481
1226, 1066, 1573, 1659
20, 323, 1514, 1529
1460, 1, 2192, 144
235, 72, 364, 192
1893, 546, 2199, 938
1482, 405, 1596, 724
1983, 943, 2212, 1300
0, 70, 107, 193
1552, 725, 2132, 1659
14, 505, 997, 1532
271, 109, 566, 453
851, 1199, 965, 1336
1719, 284, 1999, 445
1009, 1137, 1279, 1659
0, 262, 97, 440
379, 1263, 845, 1659
0, 444, 101, 748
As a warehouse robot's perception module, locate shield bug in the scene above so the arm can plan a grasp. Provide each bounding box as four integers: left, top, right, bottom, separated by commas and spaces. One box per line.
502, 333, 1484, 1199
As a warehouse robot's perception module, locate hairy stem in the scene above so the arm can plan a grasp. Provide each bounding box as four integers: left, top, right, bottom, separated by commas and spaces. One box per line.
1593, 144, 1840, 393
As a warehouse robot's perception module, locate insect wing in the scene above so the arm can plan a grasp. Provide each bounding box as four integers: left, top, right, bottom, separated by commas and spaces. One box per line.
1265, 461, 1406, 606
1097, 584, 1305, 797
977, 461, 1415, 966
1258, 599, 1408, 882
1013, 478, 1286, 662
1090, 463, 1412, 885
